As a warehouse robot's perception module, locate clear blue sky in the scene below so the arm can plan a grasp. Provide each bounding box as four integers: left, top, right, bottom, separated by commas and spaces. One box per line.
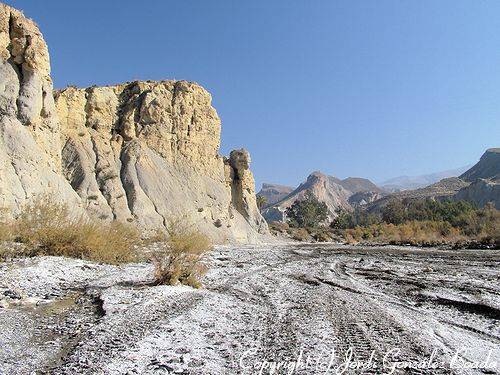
7, 0, 500, 188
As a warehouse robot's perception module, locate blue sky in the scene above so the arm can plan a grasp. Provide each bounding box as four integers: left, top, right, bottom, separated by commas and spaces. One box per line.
7, 0, 500, 188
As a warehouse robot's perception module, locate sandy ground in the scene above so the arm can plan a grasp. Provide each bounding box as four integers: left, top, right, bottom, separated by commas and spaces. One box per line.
0, 244, 498, 374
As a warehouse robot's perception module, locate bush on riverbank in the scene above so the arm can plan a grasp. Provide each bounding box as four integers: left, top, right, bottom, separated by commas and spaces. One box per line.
0, 197, 141, 264
343, 220, 463, 246
334, 199, 500, 248
271, 196, 499, 247
150, 217, 212, 288
0, 198, 215, 281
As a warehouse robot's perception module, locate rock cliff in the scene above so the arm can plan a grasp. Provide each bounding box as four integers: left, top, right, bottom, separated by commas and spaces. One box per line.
0, 3, 268, 242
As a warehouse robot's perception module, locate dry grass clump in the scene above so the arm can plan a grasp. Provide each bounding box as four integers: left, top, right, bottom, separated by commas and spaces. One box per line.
473, 205, 500, 246
150, 217, 212, 288
1, 197, 140, 264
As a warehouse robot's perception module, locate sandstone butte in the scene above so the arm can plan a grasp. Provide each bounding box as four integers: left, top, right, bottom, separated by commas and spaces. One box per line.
0, 3, 269, 243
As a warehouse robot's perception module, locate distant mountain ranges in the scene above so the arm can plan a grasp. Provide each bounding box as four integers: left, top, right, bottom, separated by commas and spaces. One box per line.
257, 148, 500, 222
379, 165, 471, 192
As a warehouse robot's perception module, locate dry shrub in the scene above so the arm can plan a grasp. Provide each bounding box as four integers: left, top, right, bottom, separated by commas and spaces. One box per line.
150, 217, 212, 288
269, 221, 290, 235
474, 205, 500, 246
5, 196, 140, 264
344, 220, 463, 246
290, 227, 311, 242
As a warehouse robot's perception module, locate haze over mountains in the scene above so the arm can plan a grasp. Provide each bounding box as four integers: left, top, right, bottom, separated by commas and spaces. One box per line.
380, 165, 471, 192
259, 148, 500, 223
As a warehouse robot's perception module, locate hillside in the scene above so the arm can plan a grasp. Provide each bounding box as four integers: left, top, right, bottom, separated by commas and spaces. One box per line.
366, 177, 470, 212
459, 148, 500, 182
367, 148, 500, 211
257, 183, 294, 207
339, 177, 384, 194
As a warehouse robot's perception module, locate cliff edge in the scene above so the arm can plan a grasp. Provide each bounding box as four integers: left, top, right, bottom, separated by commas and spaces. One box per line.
0, 3, 268, 242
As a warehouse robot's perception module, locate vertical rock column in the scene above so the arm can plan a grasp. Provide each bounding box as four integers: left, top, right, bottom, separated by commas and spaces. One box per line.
0, 3, 81, 216
227, 149, 269, 234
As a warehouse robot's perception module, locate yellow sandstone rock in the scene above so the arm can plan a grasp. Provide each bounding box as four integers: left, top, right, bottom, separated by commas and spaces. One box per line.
0, 2, 268, 242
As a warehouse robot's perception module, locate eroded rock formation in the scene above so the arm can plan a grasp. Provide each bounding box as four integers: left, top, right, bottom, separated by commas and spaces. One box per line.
0, 3, 268, 242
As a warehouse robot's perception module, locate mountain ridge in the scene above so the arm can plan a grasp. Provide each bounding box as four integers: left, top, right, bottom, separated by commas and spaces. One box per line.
380, 165, 471, 192
261, 171, 383, 222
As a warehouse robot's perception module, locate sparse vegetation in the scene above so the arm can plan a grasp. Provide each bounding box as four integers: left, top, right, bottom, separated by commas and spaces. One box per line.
343, 220, 462, 246
0, 197, 140, 264
0, 197, 215, 287
333, 198, 500, 248
149, 217, 212, 288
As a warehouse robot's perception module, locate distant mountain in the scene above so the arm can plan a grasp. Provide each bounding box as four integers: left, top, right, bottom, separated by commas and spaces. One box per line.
367, 177, 470, 213
339, 177, 384, 194
369, 148, 500, 211
257, 183, 294, 207
261, 171, 383, 222
380, 165, 471, 192
263, 148, 500, 223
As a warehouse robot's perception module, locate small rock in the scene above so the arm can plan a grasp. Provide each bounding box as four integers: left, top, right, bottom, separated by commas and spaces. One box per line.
3, 290, 21, 300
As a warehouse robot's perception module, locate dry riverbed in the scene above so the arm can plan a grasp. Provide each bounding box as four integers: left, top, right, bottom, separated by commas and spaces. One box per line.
0, 244, 499, 374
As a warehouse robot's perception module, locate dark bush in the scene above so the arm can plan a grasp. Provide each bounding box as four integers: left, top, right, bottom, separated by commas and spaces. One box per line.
286, 192, 328, 228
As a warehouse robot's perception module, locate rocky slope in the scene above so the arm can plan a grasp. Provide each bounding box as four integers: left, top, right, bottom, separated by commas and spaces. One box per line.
453, 148, 500, 208
366, 177, 470, 212
0, 3, 267, 242
454, 178, 500, 209
459, 148, 500, 182
338, 176, 383, 194
261, 171, 383, 222
256, 183, 293, 207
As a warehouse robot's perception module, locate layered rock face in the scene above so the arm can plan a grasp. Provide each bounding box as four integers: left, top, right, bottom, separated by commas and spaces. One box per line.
0, 3, 268, 242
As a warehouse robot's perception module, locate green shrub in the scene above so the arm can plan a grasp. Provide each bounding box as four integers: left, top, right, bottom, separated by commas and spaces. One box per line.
286, 192, 328, 228
334, 198, 499, 246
